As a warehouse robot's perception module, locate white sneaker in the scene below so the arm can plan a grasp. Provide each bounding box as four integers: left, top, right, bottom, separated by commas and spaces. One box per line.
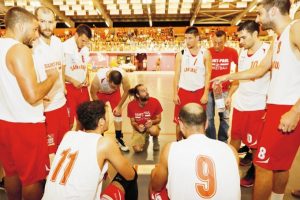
116, 138, 129, 152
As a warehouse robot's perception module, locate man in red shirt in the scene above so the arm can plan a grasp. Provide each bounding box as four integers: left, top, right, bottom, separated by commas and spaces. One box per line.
206, 30, 238, 143
127, 84, 163, 153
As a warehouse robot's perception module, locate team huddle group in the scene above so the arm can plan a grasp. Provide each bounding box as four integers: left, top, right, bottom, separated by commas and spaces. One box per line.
0, 0, 300, 200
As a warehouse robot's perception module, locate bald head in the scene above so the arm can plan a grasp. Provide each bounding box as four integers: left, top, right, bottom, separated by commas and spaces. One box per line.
179, 103, 206, 127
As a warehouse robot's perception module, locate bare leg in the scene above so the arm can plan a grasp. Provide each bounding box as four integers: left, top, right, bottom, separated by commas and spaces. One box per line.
272, 170, 289, 194
22, 180, 45, 200
253, 165, 273, 200
230, 138, 241, 151
4, 175, 22, 200
176, 124, 182, 141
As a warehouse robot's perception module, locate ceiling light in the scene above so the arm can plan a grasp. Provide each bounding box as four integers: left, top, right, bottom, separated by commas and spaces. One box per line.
4, 0, 14, 6
142, 0, 151, 4
110, 10, 120, 15
202, 0, 214, 2
201, 2, 211, 8
25, 6, 34, 12
122, 9, 131, 14
156, 3, 165, 9
169, 4, 178, 9
155, 0, 165, 3
88, 10, 98, 15
80, 0, 93, 5
30, 0, 41, 7
181, 3, 192, 9
134, 9, 143, 14
182, 0, 193, 3
169, 0, 179, 2
119, 4, 130, 9
72, 5, 82, 10
180, 9, 190, 14
84, 5, 94, 10
16, 0, 26, 6
130, 0, 141, 3
168, 9, 177, 14
65, 10, 74, 15
156, 9, 165, 14
60, 5, 70, 11
236, 1, 247, 8
132, 4, 142, 9
223, 0, 234, 2
107, 4, 117, 10
66, 0, 76, 5
103, 0, 114, 4
77, 10, 86, 15
219, 2, 229, 8
117, 0, 127, 4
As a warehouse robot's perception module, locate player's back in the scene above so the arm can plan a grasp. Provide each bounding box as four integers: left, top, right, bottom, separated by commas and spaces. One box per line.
43, 131, 108, 200
167, 134, 240, 200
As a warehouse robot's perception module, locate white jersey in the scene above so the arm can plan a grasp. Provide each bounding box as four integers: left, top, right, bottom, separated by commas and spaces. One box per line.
96, 67, 124, 94
233, 43, 270, 111
63, 36, 89, 83
268, 21, 300, 105
0, 38, 44, 123
33, 36, 66, 112
43, 131, 108, 200
178, 48, 206, 91
167, 134, 240, 200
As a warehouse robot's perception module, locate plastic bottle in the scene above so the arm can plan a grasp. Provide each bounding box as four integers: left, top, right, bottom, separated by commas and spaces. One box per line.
213, 83, 226, 112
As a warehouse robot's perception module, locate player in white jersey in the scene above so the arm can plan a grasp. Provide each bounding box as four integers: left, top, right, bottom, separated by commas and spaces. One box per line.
150, 103, 240, 200
226, 21, 270, 188
43, 101, 138, 200
173, 26, 212, 141
212, 0, 300, 199
63, 24, 92, 129
33, 7, 70, 158
0, 7, 58, 200
90, 67, 130, 152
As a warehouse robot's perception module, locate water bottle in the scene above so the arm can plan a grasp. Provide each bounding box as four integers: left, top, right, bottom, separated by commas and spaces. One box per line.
213, 83, 226, 113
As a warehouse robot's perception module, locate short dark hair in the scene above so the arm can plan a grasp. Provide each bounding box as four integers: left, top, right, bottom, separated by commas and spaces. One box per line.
185, 26, 199, 36
128, 84, 143, 99
238, 20, 260, 34
257, 0, 291, 15
109, 70, 123, 85
5, 7, 37, 30
179, 103, 206, 127
77, 100, 106, 130
215, 30, 226, 38
76, 24, 92, 39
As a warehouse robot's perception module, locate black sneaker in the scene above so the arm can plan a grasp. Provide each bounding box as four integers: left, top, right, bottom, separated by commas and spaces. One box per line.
240, 151, 252, 166
0, 178, 4, 191
238, 145, 249, 154
116, 137, 129, 152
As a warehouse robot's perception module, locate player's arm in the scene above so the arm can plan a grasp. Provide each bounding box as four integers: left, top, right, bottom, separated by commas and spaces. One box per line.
151, 142, 171, 191
130, 117, 143, 132
150, 113, 161, 126
277, 22, 300, 133
118, 71, 130, 108
90, 75, 100, 100
173, 52, 182, 105
99, 137, 135, 181
6, 44, 58, 105
65, 74, 82, 88
226, 81, 239, 108
201, 49, 212, 104
211, 45, 273, 83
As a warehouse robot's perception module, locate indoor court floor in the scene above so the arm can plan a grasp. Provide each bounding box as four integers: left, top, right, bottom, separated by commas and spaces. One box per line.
1, 71, 299, 200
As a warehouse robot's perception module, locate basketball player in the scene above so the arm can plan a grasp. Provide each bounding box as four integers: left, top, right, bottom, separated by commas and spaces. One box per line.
0, 7, 58, 200
42, 101, 138, 200
227, 20, 270, 187
150, 103, 240, 200
173, 26, 212, 141
212, 0, 300, 199
33, 7, 69, 157
63, 24, 92, 128
127, 84, 163, 152
90, 67, 130, 152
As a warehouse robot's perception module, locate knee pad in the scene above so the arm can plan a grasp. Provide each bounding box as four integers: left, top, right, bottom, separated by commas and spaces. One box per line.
114, 116, 123, 123
112, 168, 138, 200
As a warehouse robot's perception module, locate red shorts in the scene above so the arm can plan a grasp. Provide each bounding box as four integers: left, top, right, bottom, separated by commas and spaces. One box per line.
254, 104, 300, 170
0, 120, 49, 185
150, 186, 169, 200
174, 88, 206, 124
65, 83, 90, 125
45, 104, 70, 154
100, 183, 125, 200
231, 108, 265, 149
97, 89, 121, 116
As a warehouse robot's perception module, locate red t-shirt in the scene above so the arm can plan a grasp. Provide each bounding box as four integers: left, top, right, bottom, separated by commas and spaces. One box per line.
127, 97, 163, 125
209, 46, 238, 91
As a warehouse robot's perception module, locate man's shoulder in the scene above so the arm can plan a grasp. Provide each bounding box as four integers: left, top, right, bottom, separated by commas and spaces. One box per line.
224, 46, 238, 54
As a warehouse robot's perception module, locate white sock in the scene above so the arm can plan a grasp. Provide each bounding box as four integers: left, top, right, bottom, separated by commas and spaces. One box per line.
270, 192, 284, 200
